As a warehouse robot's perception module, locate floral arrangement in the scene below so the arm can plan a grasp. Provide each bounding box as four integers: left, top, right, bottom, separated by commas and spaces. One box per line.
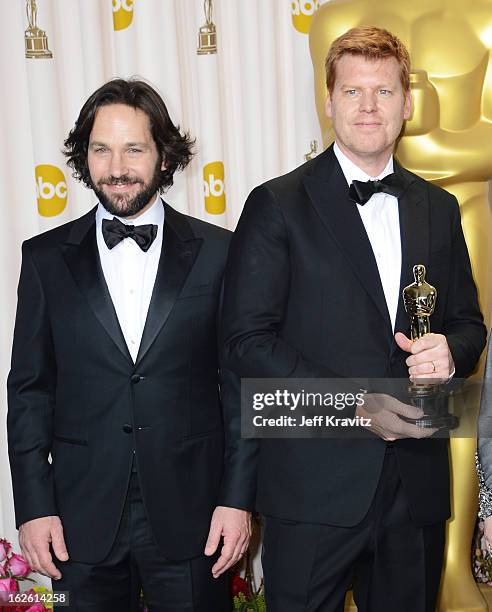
231, 545, 266, 612
473, 520, 492, 584
232, 573, 265, 611
0, 538, 50, 612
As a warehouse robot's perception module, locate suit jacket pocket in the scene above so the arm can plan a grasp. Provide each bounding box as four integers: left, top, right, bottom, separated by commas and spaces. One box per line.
53, 433, 88, 446
180, 427, 223, 441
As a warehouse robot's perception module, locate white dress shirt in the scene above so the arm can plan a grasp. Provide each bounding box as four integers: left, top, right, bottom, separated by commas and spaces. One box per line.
96, 195, 164, 362
334, 142, 401, 330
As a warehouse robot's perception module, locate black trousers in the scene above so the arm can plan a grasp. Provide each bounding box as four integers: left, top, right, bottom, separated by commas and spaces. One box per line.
54, 470, 230, 612
262, 447, 445, 612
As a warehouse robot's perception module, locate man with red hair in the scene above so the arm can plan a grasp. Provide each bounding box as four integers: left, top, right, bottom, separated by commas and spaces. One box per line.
221, 26, 485, 612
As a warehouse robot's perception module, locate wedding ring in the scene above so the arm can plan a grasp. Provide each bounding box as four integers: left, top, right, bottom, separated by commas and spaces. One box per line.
431, 361, 436, 373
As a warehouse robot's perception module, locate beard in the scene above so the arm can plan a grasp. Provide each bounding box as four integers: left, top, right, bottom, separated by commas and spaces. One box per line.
91, 160, 163, 218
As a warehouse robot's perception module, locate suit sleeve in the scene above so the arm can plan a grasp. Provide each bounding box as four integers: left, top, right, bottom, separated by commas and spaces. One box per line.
442, 198, 487, 377
216, 364, 258, 511
220, 185, 339, 379
7, 241, 58, 528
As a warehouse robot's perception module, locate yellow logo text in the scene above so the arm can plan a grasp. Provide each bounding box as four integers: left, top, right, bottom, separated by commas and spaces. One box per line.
203, 161, 226, 215
112, 0, 134, 31
35, 164, 68, 217
291, 0, 319, 34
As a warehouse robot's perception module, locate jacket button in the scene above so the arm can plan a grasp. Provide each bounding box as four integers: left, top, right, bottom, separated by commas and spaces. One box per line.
122, 424, 133, 434
130, 374, 141, 384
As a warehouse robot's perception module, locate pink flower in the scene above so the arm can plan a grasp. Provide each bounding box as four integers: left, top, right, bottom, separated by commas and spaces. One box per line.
0, 576, 17, 591
6, 554, 31, 578
0, 540, 11, 563
25, 604, 48, 612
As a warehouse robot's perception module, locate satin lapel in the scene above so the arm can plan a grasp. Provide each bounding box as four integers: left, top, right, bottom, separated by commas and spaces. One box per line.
303, 149, 392, 331
135, 205, 201, 366
61, 209, 133, 364
394, 163, 430, 334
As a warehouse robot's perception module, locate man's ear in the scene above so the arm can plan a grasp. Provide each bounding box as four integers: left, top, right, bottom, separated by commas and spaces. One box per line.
403, 89, 412, 121
325, 93, 333, 119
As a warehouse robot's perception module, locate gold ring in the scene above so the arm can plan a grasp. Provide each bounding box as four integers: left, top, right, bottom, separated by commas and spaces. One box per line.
431, 361, 436, 373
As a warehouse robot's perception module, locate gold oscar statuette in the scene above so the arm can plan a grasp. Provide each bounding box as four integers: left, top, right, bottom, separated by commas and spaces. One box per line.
304, 140, 319, 162
197, 0, 217, 55
403, 264, 436, 340
25, 0, 52, 59
402, 265, 458, 430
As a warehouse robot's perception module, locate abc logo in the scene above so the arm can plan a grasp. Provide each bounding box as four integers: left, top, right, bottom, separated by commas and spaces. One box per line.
112, 0, 134, 31
291, 0, 319, 34
203, 161, 226, 215
35, 164, 68, 217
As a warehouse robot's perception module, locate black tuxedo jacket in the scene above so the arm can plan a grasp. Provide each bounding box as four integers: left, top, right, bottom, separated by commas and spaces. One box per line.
7, 202, 256, 563
221, 146, 486, 527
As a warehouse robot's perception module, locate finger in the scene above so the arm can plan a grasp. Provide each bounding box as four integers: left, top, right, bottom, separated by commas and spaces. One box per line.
231, 532, 248, 560
408, 361, 440, 376
51, 524, 69, 562
29, 548, 49, 577
213, 545, 243, 578
211, 539, 235, 577
204, 522, 222, 556
409, 333, 447, 354
394, 418, 437, 438
395, 331, 412, 353
379, 411, 421, 438
36, 546, 61, 580
369, 421, 400, 441
21, 537, 42, 576
388, 400, 424, 420
379, 430, 405, 441
19, 538, 34, 571
227, 537, 246, 570
406, 346, 449, 368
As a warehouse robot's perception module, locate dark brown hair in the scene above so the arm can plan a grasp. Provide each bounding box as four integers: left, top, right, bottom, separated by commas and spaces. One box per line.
63, 78, 194, 191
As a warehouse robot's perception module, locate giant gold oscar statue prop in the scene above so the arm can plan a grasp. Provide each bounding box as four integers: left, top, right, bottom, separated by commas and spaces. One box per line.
310, 3, 492, 611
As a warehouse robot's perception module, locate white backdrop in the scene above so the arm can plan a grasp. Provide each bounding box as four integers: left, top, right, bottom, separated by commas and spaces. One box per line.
0, 0, 324, 557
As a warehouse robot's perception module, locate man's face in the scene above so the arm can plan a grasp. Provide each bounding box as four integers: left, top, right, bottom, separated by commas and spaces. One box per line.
325, 54, 411, 172
88, 104, 165, 218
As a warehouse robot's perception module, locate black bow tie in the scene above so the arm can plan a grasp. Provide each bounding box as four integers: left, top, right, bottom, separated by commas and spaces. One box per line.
102, 217, 158, 252
349, 173, 405, 205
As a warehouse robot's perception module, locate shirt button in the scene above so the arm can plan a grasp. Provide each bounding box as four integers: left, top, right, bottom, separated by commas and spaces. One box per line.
129, 289, 135, 295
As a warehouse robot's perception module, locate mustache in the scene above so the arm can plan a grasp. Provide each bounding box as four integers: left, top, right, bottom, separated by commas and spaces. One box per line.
98, 176, 144, 186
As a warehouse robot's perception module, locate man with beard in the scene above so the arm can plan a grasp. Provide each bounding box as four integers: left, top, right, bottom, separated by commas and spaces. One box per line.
7, 79, 255, 612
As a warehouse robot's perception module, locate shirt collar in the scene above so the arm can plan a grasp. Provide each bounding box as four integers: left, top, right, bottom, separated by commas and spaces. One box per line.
333, 142, 394, 186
